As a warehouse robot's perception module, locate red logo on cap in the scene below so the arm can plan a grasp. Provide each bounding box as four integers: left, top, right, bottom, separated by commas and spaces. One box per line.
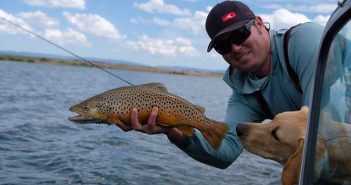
221, 12, 237, 22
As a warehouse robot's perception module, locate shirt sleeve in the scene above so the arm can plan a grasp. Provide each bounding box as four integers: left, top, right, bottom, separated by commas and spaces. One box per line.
287, 23, 324, 105
170, 91, 263, 169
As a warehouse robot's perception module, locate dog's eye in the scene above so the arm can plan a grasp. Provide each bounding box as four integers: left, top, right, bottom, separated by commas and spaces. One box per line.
272, 127, 280, 141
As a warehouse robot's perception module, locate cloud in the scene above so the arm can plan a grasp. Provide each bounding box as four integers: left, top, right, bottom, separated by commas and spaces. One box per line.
313, 15, 330, 26
262, 3, 337, 14
173, 10, 207, 35
63, 12, 126, 41
152, 17, 171, 26
126, 35, 198, 57
131, 10, 208, 35
0, 9, 90, 47
134, 0, 191, 16
130, 17, 171, 26
260, 8, 332, 30
0, 9, 33, 35
44, 28, 90, 46
25, 0, 85, 9
17, 11, 58, 29
259, 9, 311, 30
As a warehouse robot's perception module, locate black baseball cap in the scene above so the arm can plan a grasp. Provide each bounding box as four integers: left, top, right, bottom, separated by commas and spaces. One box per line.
206, 1, 255, 52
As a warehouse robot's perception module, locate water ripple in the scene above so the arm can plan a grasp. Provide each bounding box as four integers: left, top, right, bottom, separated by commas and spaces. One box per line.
0, 61, 282, 185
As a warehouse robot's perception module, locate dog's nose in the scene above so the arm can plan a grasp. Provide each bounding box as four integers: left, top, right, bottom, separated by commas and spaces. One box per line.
236, 123, 246, 137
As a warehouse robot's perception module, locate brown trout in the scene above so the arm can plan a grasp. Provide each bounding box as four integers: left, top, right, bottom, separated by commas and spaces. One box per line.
68, 83, 229, 150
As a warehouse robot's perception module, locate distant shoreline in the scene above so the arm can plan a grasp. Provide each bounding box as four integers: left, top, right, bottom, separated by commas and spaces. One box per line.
0, 54, 224, 78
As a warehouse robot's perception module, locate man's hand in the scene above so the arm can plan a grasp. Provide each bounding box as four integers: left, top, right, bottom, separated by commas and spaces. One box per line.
116, 107, 185, 144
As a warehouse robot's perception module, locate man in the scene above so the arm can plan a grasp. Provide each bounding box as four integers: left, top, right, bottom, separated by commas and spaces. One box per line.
116, 1, 324, 169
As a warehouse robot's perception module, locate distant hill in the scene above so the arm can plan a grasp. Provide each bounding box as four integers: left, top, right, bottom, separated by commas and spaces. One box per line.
0, 50, 225, 74
158, 65, 225, 74
0, 50, 144, 66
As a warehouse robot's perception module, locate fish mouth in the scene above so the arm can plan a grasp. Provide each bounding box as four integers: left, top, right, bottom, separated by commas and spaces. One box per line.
68, 114, 102, 124
68, 104, 106, 124
68, 104, 101, 124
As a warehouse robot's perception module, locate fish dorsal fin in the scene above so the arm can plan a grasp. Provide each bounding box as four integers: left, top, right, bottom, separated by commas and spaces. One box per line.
139, 83, 168, 92
195, 105, 205, 113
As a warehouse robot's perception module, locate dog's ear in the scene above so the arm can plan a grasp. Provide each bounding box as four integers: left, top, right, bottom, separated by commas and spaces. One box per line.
281, 137, 305, 185
301, 106, 309, 117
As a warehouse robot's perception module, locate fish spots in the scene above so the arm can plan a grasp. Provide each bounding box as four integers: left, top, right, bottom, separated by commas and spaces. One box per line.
69, 83, 229, 150
77, 83, 209, 129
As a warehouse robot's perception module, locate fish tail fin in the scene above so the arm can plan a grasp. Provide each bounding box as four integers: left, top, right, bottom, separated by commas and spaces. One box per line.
200, 120, 229, 150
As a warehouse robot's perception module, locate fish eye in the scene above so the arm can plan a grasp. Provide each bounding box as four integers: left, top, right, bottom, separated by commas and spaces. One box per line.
271, 127, 280, 141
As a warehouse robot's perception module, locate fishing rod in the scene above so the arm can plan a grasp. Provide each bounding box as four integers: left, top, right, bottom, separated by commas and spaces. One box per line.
0, 16, 134, 86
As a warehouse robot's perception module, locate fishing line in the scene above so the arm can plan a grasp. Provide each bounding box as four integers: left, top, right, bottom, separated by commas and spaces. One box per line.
0, 16, 134, 86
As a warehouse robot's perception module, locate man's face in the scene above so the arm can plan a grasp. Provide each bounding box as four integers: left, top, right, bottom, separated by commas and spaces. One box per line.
216, 18, 271, 74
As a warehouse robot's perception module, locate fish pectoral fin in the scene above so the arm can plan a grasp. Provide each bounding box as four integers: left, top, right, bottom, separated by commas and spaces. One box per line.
106, 116, 122, 125
157, 123, 194, 136
176, 126, 195, 136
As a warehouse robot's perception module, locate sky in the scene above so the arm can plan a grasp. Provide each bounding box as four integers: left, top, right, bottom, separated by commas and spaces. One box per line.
0, 0, 338, 71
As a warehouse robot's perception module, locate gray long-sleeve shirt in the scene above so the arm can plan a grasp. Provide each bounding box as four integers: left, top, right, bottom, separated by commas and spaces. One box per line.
173, 22, 324, 169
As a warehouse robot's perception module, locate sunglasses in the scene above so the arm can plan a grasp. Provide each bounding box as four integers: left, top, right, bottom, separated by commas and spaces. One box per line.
213, 19, 254, 55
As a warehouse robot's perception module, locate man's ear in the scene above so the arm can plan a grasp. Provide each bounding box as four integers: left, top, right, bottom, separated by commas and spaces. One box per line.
281, 137, 305, 185
253, 16, 265, 35
254, 16, 265, 29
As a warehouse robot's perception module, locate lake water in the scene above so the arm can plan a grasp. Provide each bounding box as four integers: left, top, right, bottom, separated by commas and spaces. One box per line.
0, 61, 281, 185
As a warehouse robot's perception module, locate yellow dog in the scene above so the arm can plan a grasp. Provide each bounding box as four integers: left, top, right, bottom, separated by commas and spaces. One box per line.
236, 107, 351, 185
